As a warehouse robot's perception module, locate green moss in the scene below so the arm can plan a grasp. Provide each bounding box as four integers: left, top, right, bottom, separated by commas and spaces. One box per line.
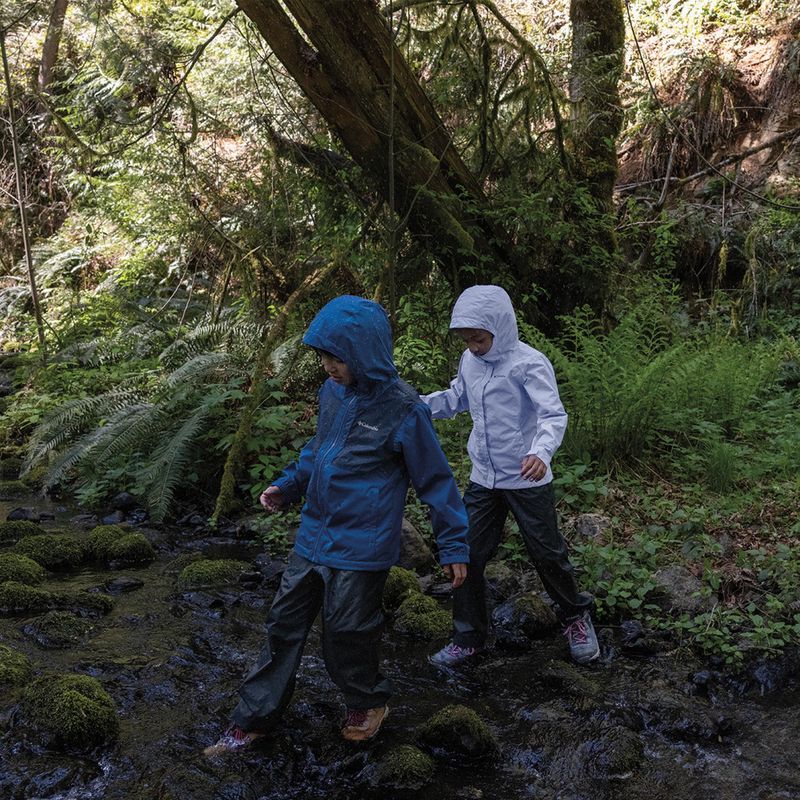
0, 479, 27, 500
163, 552, 203, 575
23, 673, 119, 748
383, 566, 421, 612
0, 581, 54, 614
0, 457, 22, 479
176, 558, 249, 589
86, 525, 127, 560
107, 533, 155, 564
0, 553, 46, 584
0, 519, 43, 545
374, 744, 436, 789
13, 534, 86, 570
417, 704, 499, 761
394, 593, 451, 639
0, 644, 32, 686
28, 610, 93, 649
54, 590, 115, 617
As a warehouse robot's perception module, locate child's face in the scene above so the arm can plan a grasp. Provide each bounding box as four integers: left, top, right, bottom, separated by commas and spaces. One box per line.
319, 353, 354, 385
456, 328, 494, 357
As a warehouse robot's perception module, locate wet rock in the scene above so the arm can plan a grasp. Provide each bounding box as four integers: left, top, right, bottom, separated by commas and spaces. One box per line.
364, 744, 436, 791
176, 559, 250, 589
493, 591, 558, 650
538, 660, 603, 710
14, 533, 86, 570
176, 511, 208, 528
0, 643, 32, 686
22, 673, 119, 748
6, 506, 39, 521
393, 593, 450, 639
24, 610, 94, 649
87, 525, 155, 566
37, 510, 56, 521
104, 576, 145, 594
0, 518, 43, 544
634, 685, 732, 741
101, 510, 126, 525
238, 570, 263, 586
652, 566, 710, 615
0, 553, 45, 585
574, 513, 612, 539
383, 565, 421, 612
417, 704, 500, 761
619, 619, 671, 656
620, 619, 645, 644
111, 491, 138, 511
24, 764, 98, 797
164, 551, 204, 575
70, 513, 100, 529
398, 518, 435, 572
484, 561, 524, 601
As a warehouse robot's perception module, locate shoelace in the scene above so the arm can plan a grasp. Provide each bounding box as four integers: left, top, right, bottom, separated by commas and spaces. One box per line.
345, 709, 368, 727
225, 726, 249, 743
446, 643, 474, 658
564, 617, 589, 645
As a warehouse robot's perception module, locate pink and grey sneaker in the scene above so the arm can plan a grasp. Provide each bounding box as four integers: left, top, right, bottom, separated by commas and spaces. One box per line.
428, 642, 480, 667
203, 726, 264, 757
562, 611, 600, 664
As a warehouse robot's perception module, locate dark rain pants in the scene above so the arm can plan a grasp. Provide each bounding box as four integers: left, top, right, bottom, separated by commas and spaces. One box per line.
231, 551, 391, 732
452, 481, 592, 649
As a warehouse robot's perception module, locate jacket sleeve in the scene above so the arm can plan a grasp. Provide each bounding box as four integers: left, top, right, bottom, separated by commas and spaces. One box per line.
396, 404, 469, 565
522, 354, 568, 467
271, 434, 316, 505
419, 352, 470, 419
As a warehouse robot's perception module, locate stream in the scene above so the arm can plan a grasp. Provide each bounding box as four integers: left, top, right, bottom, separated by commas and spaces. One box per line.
1, 497, 799, 800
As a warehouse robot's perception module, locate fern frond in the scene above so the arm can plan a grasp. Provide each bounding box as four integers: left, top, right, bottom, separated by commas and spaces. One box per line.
162, 352, 238, 390
41, 426, 106, 489
85, 403, 165, 469
141, 406, 213, 523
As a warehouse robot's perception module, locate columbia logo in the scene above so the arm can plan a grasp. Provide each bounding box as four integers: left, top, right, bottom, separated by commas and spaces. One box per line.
357, 421, 379, 431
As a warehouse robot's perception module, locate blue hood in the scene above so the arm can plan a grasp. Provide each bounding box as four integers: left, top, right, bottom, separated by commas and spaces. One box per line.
303, 296, 398, 389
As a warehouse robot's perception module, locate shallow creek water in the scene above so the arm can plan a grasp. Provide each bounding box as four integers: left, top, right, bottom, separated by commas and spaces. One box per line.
1, 499, 799, 800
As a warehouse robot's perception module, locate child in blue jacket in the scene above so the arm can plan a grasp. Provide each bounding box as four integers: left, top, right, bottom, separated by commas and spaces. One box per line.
205, 295, 469, 755
421, 285, 599, 667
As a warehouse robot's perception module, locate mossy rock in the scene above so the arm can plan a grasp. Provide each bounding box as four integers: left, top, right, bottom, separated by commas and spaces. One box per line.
383, 566, 421, 612
576, 725, 643, 778
0, 581, 55, 614
0, 643, 32, 686
13, 534, 86, 570
417, 704, 500, 761
0, 553, 46, 585
23, 673, 119, 748
107, 533, 155, 565
369, 744, 436, 790
176, 558, 250, 589
163, 551, 203, 575
86, 525, 127, 560
21, 462, 48, 489
25, 610, 94, 649
0, 519, 43, 545
394, 593, 451, 639
0, 479, 27, 500
0, 457, 22, 479
53, 590, 115, 618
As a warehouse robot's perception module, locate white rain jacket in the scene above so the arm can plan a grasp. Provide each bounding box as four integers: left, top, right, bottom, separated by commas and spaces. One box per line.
421, 285, 567, 490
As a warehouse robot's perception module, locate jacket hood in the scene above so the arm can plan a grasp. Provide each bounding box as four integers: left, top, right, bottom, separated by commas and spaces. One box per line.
450, 285, 519, 361
303, 295, 397, 389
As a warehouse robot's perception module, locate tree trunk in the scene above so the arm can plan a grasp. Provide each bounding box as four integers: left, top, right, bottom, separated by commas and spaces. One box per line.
38, 0, 69, 94
569, 0, 625, 213
2, 33, 47, 362
233, 0, 515, 284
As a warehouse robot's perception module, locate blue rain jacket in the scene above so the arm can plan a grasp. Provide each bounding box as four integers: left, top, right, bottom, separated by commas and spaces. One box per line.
421, 285, 567, 490
272, 295, 469, 571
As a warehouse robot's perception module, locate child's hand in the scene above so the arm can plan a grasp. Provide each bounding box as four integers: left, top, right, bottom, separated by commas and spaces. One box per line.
520, 455, 547, 482
443, 563, 467, 589
260, 486, 285, 512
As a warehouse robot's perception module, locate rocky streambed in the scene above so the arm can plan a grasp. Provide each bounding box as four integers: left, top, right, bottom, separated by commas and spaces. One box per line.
1, 497, 799, 800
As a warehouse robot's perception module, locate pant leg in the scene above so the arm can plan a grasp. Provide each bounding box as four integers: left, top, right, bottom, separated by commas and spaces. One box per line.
504, 482, 592, 620
452, 482, 509, 648
231, 552, 322, 731
320, 566, 392, 709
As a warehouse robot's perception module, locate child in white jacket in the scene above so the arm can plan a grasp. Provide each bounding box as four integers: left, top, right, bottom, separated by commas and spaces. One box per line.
421, 284, 599, 665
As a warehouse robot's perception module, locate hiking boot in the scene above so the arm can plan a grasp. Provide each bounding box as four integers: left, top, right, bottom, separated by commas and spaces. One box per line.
428, 642, 480, 667
563, 611, 600, 664
203, 726, 264, 757
341, 705, 389, 742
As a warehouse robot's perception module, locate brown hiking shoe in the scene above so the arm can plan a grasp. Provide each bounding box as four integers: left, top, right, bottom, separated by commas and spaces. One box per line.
203, 726, 264, 757
341, 705, 389, 742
